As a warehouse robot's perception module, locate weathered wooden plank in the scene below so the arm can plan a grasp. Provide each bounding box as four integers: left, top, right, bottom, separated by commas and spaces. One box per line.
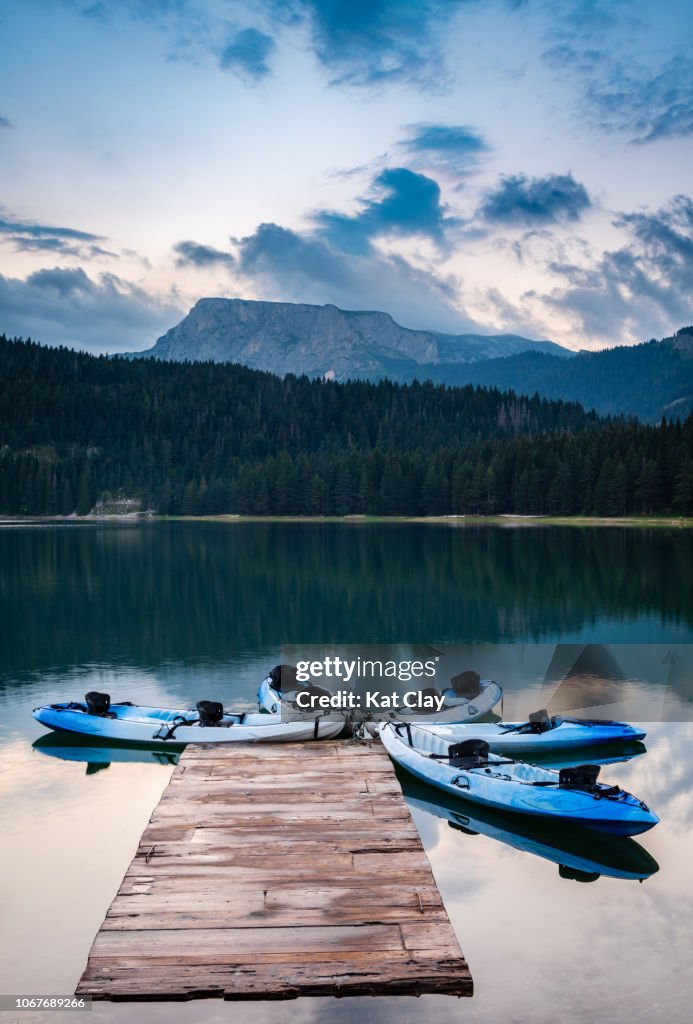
118, 872, 445, 892
188, 830, 421, 849
82, 948, 451, 969
109, 887, 443, 913
77, 740, 471, 1000
159, 774, 402, 787
143, 837, 422, 856
101, 910, 450, 930
167, 781, 396, 795
79, 959, 473, 1000
153, 820, 417, 837
102, 907, 449, 929
89, 924, 407, 955
111, 878, 439, 902
151, 802, 411, 818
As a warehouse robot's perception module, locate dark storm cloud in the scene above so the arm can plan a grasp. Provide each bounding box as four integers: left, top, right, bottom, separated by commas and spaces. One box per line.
238, 223, 341, 284
173, 240, 235, 268
314, 167, 455, 253
0, 266, 183, 352
219, 27, 275, 80
478, 173, 591, 226
73, 2, 280, 81
586, 59, 693, 144
0, 213, 109, 257
75, 0, 475, 88
539, 195, 693, 338
543, 1, 693, 148
229, 162, 473, 328
616, 195, 693, 265
401, 123, 490, 165
0, 215, 102, 243
69, 0, 514, 91
235, 221, 476, 332
272, 0, 469, 87
25, 267, 98, 295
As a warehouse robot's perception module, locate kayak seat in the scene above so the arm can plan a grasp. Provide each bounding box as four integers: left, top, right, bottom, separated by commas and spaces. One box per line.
269, 664, 298, 692
559, 764, 601, 791
196, 701, 224, 727
559, 866, 600, 883
450, 670, 482, 700
449, 739, 490, 769
528, 709, 552, 733
85, 691, 116, 719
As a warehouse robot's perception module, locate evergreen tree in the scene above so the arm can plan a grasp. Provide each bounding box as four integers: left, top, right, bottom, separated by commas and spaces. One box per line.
76, 464, 92, 515
674, 456, 693, 514
636, 459, 661, 514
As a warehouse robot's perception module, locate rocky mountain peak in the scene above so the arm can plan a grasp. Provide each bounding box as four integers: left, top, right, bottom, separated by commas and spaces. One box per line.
138, 297, 566, 380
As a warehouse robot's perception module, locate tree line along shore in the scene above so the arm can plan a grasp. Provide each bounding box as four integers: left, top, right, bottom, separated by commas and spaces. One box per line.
1, 334, 691, 517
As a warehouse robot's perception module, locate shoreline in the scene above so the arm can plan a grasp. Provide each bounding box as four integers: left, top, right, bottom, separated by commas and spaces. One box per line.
1, 513, 691, 527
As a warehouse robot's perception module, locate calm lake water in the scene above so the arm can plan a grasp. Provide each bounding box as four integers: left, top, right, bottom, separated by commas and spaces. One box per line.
1, 521, 692, 1024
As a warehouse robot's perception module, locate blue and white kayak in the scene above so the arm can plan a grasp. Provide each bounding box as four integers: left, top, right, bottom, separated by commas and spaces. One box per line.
379, 722, 659, 836
33, 694, 345, 746
400, 774, 659, 882
258, 666, 503, 723
393, 712, 646, 755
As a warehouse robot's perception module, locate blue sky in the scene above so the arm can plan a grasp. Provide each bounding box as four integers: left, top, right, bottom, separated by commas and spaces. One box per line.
0, 0, 692, 352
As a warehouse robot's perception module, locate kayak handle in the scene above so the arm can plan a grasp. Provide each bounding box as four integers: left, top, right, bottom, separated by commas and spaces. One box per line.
153, 715, 194, 741
451, 776, 471, 790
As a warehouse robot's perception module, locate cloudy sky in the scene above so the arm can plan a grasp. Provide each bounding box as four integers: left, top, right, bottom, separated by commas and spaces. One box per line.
0, 0, 692, 353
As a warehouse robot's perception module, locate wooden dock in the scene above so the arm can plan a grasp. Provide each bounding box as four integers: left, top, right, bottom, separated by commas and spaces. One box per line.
77, 740, 472, 1000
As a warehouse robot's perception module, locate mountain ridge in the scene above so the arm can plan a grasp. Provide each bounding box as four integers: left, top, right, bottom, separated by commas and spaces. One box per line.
133, 299, 692, 422
136, 297, 569, 378
409, 329, 693, 423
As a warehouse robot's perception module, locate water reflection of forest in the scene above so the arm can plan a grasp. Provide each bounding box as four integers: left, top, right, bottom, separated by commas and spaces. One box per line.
1, 522, 691, 671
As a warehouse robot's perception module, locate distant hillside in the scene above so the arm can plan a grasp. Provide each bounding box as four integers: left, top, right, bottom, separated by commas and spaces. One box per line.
1, 334, 691, 518
135, 300, 691, 422
405, 329, 693, 423
137, 297, 569, 377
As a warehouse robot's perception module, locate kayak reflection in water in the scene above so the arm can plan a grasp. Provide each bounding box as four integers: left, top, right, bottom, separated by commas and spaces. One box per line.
399, 770, 659, 883
32, 731, 181, 771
